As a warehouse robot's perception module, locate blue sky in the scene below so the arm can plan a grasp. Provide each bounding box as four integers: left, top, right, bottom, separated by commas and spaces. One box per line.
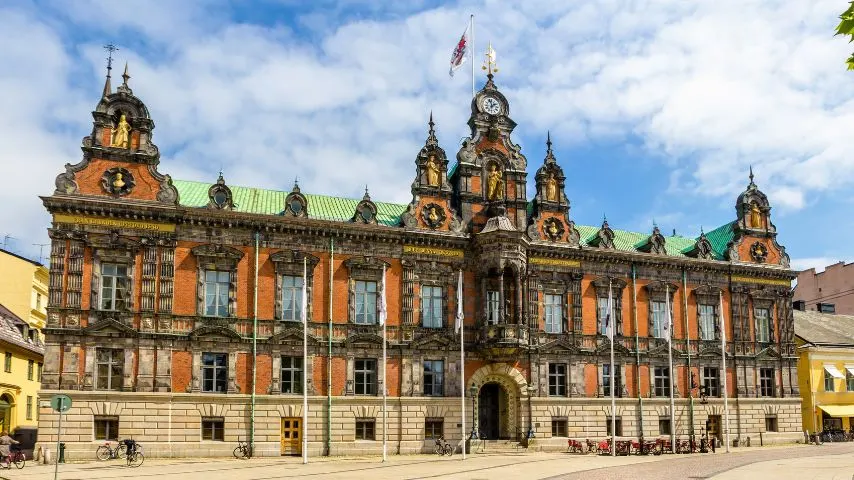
1, 0, 852, 272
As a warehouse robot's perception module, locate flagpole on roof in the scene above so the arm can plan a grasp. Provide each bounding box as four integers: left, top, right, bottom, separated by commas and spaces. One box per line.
470, 14, 475, 99
381, 265, 388, 462
302, 257, 308, 464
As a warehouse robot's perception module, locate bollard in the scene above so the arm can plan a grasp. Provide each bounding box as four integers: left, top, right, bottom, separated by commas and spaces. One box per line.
59, 442, 66, 463
759, 432, 763, 446
44, 447, 51, 465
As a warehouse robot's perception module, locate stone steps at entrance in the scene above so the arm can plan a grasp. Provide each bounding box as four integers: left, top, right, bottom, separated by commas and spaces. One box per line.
469, 439, 527, 454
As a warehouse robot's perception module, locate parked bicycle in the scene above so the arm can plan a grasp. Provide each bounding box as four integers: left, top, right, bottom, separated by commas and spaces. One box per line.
433, 436, 453, 456
233, 439, 252, 459
96, 441, 127, 460
2, 446, 25, 469
123, 439, 144, 468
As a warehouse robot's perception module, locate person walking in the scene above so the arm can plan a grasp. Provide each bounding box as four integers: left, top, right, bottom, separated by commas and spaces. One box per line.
0, 431, 19, 468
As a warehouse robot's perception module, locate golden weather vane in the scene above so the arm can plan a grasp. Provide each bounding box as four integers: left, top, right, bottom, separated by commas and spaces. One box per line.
481, 42, 498, 75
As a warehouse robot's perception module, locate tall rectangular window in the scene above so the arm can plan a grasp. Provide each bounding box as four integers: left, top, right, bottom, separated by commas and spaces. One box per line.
765, 416, 778, 432
597, 296, 611, 336
281, 275, 304, 322
825, 370, 835, 392
354, 281, 378, 325
606, 417, 623, 436
27, 359, 34, 381
486, 291, 500, 324
100, 263, 129, 311
201, 417, 224, 441
654, 366, 671, 397
25, 396, 32, 420
755, 307, 771, 343
549, 363, 567, 396
423, 360, 444, 396
280, 356, 303, 394
355, 358, 377, 395
35, 293, 42, 311
603, 364, 622, 397
544, 294, 563, 334
3, 353, 10, 373
699, 304, 716, 341
202, 352, 228, 393
702, 366, 720, 397
421, 285, 444, 328
659, 417, 671, 435
759, 367, 775, 397
94, 416, 119, 441
652, 301, 666, 338
204, 270, 230, 317
96, 348, 123, 391
37, 363, 42, 382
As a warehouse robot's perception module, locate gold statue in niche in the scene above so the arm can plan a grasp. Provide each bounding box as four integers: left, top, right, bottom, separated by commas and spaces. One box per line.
111, 114, 131, 148
112, 172, 126, 189
749, 203, 763, 228
545, 173, 558, 202
486, 164, 504, 200
425, 155, 440, 186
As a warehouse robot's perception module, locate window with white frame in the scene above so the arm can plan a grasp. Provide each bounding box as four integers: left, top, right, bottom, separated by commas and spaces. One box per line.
421, 285, 444, 328
652, 301, 667, 339
544, 294, 563, 334
354, 281, 378, 325
825, 369, 835, 392
654, 366, 671, 397
281, 275, 304, 322
755, 307, 771, 343
204, 270, 230, 317
100, 263, 129, 311
486, 290, 500, 324
603, 363, 622, 397
699, 304, 716, 341
96, 348, 123, 391
597, 296, 611, 335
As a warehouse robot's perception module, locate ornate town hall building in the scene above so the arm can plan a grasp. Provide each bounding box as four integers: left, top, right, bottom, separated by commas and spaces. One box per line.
38, 67, 801, 458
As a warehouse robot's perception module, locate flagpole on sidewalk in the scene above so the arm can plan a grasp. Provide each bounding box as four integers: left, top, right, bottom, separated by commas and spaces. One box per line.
457, 269, 466, 460
720, 292, 731, 453
608, 280, 616, 457
470, 14, 475, 98
381, 265, 388, 463
666, 285, 675, 454
302, 257, 308, 464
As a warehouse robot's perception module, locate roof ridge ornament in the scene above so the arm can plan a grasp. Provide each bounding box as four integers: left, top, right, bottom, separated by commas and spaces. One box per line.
102, 44, 118, 97
544, 131, 556, 164
117, 62, 132, 95
426, 111, 438, 146
481, 42, 498, 89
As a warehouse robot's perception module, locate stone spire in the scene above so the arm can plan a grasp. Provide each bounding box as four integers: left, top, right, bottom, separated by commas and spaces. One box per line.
425, 111, 438, 146
102, 44, 118, 97
117, 62, 133, 95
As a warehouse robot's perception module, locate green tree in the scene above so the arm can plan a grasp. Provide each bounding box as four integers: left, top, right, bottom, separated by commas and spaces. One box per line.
838, 2, 854, 70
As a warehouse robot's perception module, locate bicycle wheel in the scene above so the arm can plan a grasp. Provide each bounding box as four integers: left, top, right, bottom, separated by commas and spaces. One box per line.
96, 446, 112, 461
234, 446, 249, 459
117, 444, 127, 458
445, 444, 454, 456
128, 452, 144, 468
13, 453, 24, 469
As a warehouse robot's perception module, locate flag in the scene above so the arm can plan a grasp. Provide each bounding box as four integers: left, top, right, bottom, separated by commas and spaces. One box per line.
664, 288, 672, 343
605, 281, 613, 342
378, 265, 387, 326
455, 270, 464, 333
449, 26, 470, 77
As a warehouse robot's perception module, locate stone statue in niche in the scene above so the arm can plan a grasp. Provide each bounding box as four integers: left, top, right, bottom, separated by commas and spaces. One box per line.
425, 155, 440, 187
749, 203, 762, 228
545, 173, 558, 202
486, 164, 504, 200
111, 113, 131, 149
101, 167, 136, 196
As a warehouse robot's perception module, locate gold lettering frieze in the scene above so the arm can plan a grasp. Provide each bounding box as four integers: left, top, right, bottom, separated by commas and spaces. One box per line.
730, 275, 790, 286
54, 214, 175, 232
529, 257, 581, 268
402, 245, 464, 257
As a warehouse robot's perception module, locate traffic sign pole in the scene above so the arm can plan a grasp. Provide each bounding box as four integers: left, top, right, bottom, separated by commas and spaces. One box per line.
54, 396, 62, 480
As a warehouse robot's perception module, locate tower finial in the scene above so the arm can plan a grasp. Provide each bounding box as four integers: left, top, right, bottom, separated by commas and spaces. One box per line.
546, 131, 552, 152
426, 111, 437, 146
102, 43, 118, 97
748, 165, 755, 186
122, 62, 130, 86
481, 42, 498, 78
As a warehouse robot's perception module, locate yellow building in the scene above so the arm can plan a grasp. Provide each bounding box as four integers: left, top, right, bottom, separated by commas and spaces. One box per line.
0, 248, 48, 336
0, 305, 44, 432
795, 310, 854, 433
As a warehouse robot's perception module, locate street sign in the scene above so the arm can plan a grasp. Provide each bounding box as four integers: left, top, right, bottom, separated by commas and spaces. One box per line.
50, 394, 72, 413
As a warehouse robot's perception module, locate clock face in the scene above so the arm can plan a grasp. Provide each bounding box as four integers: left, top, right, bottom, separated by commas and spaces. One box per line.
483, 96, 501, 115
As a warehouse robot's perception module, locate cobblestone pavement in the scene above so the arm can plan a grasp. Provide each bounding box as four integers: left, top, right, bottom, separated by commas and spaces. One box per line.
3, 443, 852, 480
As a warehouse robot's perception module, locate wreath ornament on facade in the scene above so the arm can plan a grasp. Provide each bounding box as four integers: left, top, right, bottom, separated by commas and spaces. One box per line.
421, 203, 446, 229
100, 167, 135, 196
750, 241, 768, 263
543, 218, 564, 241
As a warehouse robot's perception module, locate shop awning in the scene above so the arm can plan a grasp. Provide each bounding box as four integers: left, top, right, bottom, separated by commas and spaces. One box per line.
824, 364, 845, 379
818, 405, 854, 417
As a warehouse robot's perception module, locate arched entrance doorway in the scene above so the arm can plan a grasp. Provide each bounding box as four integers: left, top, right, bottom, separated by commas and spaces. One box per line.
470, 363, 529, 441
0, 394, 14, 433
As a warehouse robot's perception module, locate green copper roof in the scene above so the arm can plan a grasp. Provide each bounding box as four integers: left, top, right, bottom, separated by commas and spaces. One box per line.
172, 180, 404, 227
172, 179, 735, 258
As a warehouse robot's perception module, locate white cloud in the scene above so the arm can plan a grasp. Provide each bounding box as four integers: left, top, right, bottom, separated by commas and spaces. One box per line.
791, 257, 840, 273
1, 0, 853, 263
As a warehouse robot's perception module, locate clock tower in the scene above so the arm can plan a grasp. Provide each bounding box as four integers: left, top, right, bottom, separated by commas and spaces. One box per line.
450, 73, 528, 233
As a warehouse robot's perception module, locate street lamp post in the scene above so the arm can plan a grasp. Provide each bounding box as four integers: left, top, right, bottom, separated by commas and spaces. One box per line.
469, 383, 478, 439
